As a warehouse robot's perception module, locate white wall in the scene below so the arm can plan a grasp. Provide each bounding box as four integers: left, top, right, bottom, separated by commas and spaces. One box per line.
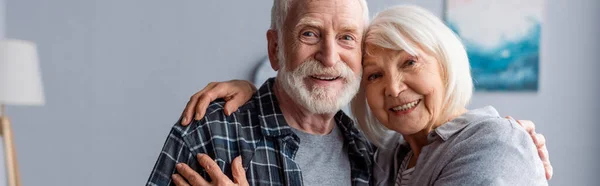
5, 0, 599, 185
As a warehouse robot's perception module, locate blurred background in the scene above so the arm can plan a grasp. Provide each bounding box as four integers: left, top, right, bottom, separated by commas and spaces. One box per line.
1, 0, 599, 185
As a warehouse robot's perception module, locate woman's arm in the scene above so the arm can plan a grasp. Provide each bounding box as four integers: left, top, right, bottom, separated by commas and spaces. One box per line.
180, 80, 257, 126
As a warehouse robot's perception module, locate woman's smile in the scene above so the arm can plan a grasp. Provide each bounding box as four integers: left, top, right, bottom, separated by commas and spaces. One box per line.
388, 99, 421, 115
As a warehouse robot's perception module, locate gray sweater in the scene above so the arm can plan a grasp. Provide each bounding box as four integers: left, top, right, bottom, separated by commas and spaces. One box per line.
373, 106, 547, 186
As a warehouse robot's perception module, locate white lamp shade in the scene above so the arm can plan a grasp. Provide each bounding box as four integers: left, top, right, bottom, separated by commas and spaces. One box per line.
0, 39, 45, 106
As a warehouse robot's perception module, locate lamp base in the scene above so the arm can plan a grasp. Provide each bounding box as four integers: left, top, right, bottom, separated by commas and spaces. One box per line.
0, 116, 21, 186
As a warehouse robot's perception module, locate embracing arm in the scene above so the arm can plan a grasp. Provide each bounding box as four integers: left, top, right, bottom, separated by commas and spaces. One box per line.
509, 117, 553, 179
434, 119, 547, 185
180, 80, 257, 126
173, 79, 553, 180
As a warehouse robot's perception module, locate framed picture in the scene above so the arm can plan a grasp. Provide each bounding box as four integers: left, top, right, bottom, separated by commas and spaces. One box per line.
445, 0, 543, 91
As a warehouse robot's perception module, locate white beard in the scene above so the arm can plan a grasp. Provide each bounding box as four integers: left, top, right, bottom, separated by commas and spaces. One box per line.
276, 53, 361, 114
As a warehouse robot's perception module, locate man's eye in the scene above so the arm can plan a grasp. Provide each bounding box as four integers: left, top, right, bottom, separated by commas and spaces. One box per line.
341, 35, 354, 41
302, 31, 317, 37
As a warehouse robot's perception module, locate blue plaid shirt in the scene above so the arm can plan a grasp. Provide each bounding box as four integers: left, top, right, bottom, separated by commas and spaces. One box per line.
147, 78, 374, 186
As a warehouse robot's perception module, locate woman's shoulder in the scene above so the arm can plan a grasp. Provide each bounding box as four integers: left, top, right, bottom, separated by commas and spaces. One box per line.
433, 107, 547, 185
454, 106, 528, 142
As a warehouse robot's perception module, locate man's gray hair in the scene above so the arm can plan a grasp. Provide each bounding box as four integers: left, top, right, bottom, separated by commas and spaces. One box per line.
270, 0, 370, 33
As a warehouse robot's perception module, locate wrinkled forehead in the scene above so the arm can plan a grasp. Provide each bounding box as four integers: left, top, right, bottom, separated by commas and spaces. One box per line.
362, 46, 401, 65
363, 26, 427, 63
363, 44, 416, 64
287, 0, 366, 29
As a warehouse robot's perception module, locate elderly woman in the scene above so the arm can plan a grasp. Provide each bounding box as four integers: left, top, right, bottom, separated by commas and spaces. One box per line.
170, 5, 548, 186
352, 6, 546, 185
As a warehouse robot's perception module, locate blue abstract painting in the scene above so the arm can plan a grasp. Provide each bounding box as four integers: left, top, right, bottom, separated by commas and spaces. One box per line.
445, 0, 543, 91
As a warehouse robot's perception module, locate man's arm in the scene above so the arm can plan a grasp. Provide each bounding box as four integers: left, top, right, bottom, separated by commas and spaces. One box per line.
147, 124, 195, 186
434, 119, 547, 185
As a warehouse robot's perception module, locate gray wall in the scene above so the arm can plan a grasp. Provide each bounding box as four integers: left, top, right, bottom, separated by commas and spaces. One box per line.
4, 0, 599, 185
0, 0, 6, 184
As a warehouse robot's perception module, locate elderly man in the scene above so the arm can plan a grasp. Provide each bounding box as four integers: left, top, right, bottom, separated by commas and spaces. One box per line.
147, 0, 551, 185
147, 0, 371, 185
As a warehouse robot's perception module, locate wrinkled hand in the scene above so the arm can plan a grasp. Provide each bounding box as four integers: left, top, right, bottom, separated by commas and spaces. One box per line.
172, 154, 248, 186
181, 80, 257, 126
507, 116, 553, 180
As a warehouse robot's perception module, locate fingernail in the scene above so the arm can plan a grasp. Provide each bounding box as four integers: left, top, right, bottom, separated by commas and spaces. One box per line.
176, 163, 182, 169
195, 113, 200, 120
182, 117, 187, 124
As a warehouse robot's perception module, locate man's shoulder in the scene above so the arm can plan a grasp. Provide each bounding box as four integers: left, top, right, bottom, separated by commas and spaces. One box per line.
176, 97, 262, 138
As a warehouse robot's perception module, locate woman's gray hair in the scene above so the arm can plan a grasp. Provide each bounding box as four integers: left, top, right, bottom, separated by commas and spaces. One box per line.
351, 5, 473, 148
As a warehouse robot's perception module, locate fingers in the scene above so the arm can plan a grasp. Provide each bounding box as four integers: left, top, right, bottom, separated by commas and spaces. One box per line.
196, 82, 220, 121
172, 174, 192, 186
516, 119, 536, 134
223, 94, 247, 116
197, 154, 226, 181
182, 82, 217, 126
534, 133, 546, 148
538, 144, 553, 180
534, 134, 552, 180
195, 82, 239, 120
183, 80, 257, 125
175, 163, 209, 186
182, 92, 203, 126
509, 117, 552, 180
223, 80, 256, 116
231, 156, 249, 186
544, 159, 553, 180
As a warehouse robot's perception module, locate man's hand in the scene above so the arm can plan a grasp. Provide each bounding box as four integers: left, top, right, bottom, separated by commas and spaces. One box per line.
508, 116, 553, 180
181, 80, 257, 126
172, 154, 248, 186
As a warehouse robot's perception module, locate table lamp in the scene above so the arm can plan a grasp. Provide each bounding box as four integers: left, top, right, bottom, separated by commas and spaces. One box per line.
0, 39, 45, 186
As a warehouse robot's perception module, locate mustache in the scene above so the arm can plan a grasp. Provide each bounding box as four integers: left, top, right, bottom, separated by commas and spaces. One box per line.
291, 59, 356, 79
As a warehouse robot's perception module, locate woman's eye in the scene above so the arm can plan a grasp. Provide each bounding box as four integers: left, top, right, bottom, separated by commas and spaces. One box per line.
405, 59, 416, 67
367, 73, 382, 81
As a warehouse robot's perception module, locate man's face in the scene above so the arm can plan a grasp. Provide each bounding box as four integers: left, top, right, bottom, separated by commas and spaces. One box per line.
276, 0, 365, 114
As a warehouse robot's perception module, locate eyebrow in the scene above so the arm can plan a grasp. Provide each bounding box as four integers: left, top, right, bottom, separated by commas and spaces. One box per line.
339, 23, 360, 33
296, 18, 323, 29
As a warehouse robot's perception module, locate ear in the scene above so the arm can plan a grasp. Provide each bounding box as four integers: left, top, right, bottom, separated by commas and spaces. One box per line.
266, 29, 281, 71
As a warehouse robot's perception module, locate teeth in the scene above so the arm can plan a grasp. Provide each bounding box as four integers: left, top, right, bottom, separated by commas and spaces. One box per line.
312, 76, 338, 80
392, 100, 419, 111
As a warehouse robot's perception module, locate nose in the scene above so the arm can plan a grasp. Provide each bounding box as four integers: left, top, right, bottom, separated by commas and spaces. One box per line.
385, 73, 407, 97
314, 36, 339, 68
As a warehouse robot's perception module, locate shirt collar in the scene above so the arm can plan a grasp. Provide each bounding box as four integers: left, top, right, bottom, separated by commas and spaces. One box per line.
255, 78, 294, 137
433, 106, 501, 141
255, 77, 373, 169
254, 78, 368, 139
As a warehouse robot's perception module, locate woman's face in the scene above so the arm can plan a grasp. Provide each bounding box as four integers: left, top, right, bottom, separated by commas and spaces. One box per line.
362, 44, 446, 135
